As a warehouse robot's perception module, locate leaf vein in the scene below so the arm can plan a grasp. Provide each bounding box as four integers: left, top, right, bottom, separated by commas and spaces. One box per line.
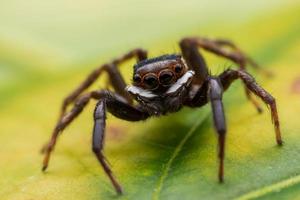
152, 114, 208, 200
235, 174, 300, 200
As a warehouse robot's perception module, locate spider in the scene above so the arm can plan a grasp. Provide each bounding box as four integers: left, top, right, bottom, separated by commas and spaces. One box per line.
41, 37, 283, 194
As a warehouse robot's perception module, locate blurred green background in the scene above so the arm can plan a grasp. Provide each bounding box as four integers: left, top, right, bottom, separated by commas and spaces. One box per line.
1, 0, 300, 200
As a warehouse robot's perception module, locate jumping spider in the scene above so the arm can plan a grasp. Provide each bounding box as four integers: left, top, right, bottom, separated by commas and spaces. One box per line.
41, 37, 283, 194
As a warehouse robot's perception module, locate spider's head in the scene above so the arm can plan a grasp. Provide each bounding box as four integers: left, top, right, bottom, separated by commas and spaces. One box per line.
131, 54, 188, 92
126, 54, 194, 101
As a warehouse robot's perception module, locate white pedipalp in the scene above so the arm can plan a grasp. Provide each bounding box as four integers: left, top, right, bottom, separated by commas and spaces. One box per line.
126, 70, 195, 99
126, 85, 158, 99
166, 70, 195, 95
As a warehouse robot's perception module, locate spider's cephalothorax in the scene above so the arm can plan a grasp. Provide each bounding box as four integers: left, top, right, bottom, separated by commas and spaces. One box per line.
132, 54, 187, 91
41, 37, 283, 195
127, 54, 194, 115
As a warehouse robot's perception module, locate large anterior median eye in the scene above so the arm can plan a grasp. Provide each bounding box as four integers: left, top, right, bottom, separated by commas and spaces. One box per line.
159, 70, 175, 86
143, 74, 159, 90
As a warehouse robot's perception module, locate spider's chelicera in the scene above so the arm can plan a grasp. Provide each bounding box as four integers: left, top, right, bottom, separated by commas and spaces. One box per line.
41, 37, 283, 194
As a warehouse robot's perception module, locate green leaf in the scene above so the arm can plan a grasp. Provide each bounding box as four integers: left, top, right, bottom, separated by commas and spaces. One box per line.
1, 1, 300, 200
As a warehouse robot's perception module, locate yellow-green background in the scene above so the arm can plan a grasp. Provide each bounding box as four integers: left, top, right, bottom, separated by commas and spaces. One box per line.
1, 1, 300, 199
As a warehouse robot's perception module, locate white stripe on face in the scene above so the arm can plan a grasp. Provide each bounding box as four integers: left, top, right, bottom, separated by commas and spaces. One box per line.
126, 85, 158, 99
166, 70, 195, 95
126, 70, 194, 99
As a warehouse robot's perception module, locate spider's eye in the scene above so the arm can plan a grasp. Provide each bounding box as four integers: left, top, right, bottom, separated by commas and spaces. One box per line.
143, 74, 159, 90
159, 70, 175, 86
133, 74, 142, 84
174, 65, 183, 73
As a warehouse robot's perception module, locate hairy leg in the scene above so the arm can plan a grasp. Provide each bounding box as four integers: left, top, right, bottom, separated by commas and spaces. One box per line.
219, 69, 283, 145
180, 37, 259, 71
42, 89, 149, 194
92, 92, 149, 194
42, 90, 107, 171
212, 38, 272, 76
59, 48, 147, 119
180, 37, 264, 113
208, 78, 227, 182
41, 49, 147, 153
179, 38, 208, 87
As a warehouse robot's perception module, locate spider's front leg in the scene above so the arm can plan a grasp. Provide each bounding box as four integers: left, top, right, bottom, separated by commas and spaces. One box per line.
58, 48, 147, 119
41, 49, 148, 153
208, 78, 227, 182
92, 91, 149, 194
180, 37, 264, 114
180, 37, 267, 73
42, 90, 150, 194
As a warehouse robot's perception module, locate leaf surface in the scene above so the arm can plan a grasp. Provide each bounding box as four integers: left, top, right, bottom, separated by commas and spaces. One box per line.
1, 1, 300, 200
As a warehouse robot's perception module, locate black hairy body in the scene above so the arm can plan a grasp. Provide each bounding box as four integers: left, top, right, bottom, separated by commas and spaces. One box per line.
41, 37, 283, 194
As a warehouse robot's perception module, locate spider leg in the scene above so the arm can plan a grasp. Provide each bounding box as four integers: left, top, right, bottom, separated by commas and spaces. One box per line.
212, 39, 272, 77
219, 69, 283, 145
58, 48, 147, 119
181, 37, 263, 72
92, 92, 149, 194
41, 49, 147, 153
179, 39, 208, 86
42, 90, 106, 171
42, 89, 149, 194
208, 78, 227, 183
180, 37, 263, 113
